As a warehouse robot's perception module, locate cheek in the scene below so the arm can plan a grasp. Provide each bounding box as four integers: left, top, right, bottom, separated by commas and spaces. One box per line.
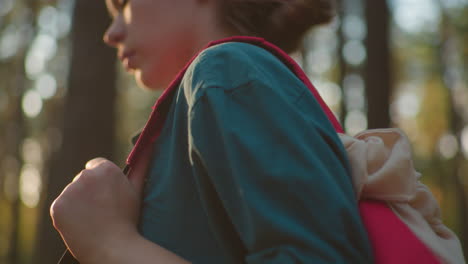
130, 20, 198, 89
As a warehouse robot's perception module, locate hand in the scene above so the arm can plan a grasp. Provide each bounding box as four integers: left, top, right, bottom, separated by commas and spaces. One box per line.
50, 158, 145, 263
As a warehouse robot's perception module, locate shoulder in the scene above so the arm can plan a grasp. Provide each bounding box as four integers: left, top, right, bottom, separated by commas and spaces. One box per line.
182, 42, 303, 106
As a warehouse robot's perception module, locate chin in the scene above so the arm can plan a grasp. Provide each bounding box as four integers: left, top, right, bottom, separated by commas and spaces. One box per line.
135, 71, 167, 91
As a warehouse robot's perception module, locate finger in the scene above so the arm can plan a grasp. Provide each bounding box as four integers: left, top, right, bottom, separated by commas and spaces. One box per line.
85, 157, 107, 169
88, 159, 123, 180
72, 169, 87, 182
72, 173, 80, 182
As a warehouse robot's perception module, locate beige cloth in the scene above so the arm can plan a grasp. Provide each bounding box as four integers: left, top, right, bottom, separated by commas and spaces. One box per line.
339, 128, 465, 264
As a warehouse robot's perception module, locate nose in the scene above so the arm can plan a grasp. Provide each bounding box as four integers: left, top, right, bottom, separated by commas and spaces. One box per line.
103, 16, 125, 47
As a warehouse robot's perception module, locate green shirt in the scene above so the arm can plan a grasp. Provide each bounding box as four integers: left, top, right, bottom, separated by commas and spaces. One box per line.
138, 42, 373, 263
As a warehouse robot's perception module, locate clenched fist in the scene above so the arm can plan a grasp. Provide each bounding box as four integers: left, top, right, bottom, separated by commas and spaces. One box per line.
50, 158, 144, 263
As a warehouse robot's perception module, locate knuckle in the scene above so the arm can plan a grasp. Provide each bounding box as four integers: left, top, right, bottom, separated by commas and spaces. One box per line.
102, 160, 117, 170
100, 160, 113, 169
78, 169, 95, 182
101, 161, 121, 176
50, 198, 66, 226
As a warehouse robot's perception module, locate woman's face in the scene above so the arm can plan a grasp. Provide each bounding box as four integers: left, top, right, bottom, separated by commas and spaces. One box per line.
104, 0, 219, 90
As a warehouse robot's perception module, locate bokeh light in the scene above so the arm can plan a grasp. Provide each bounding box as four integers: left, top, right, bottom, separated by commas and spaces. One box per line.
25, 33, 57, 78
25, 51, 46, 78
343, 74, 365, 111
316, 81, 342, 107
38, 6, 59, 37
19, 164, 42, 208
35, 73, 57, 99
22, 90, 43, 118
22, 138, 43, 165
307, 50, 333, 74
342, 15, 366, 41
345, 110, 368, 136
0, 25, 22, 60
393, 91, 421, 119
56, 0, 75, 37
438, 133, 459, 159
391, 0, 441, 33
343, 40, 366, 66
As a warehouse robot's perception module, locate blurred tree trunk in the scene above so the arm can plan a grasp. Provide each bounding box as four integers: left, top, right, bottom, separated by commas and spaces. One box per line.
34, 0, 118, 263
337, 0, 348, 126
6, 66, 26, 264
437, 4, 468, 256
5, 0, 39, 262
364, 0, 392, 129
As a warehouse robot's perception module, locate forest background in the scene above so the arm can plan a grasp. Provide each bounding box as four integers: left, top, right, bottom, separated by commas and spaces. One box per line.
0, 0, 467, 263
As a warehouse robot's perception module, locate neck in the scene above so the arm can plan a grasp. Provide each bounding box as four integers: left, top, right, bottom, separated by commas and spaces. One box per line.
190, 4, 237, 56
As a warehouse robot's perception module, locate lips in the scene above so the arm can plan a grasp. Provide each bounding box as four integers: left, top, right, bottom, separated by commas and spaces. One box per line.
119, 50, 137, 71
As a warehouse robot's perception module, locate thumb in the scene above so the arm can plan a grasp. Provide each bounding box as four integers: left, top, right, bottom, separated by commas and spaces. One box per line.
127, 146, 153, 197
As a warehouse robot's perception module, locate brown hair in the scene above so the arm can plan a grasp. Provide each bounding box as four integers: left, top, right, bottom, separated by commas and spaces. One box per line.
218, 0, 336, 53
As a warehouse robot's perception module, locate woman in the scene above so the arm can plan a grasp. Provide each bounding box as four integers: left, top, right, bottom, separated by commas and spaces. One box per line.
50, 0, 374, 263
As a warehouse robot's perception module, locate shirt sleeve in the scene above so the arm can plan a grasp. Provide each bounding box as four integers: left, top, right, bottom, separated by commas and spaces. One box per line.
187, 76, 372, 263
